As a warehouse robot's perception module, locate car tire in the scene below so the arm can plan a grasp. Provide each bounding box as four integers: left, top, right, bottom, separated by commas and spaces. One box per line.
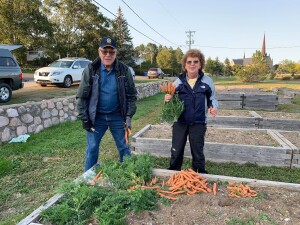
0, 83, 12, 103
40, 84, 47, 87
63, 76, 72, 88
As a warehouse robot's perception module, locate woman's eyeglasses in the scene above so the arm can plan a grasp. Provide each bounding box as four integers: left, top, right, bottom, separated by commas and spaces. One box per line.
186, 60, 199, 65
100, 49, 117, 56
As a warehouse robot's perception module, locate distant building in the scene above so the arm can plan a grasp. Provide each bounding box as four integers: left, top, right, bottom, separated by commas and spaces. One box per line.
231, 34, 273, 69
26, 48, 48, 62
133, 56, 145, 66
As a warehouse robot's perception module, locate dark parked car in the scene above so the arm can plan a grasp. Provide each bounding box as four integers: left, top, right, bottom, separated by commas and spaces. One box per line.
0, 48, 24, 103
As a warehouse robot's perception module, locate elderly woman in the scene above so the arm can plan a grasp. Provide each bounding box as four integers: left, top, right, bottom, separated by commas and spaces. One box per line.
164, 49, 218, 173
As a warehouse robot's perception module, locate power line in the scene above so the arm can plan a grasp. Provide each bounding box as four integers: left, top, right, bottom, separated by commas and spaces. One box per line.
121, 0, 181, 47
92, 0, 162, 45
156, 0, 188, 31
193, 45, 300, 50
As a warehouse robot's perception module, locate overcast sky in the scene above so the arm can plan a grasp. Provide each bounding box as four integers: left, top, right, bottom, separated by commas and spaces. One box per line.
95, 0, 300, 64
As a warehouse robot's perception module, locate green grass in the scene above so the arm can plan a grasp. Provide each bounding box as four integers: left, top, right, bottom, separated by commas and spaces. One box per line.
1, 80, 300, 224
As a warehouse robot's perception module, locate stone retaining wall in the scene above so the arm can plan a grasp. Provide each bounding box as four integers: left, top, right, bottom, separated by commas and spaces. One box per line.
0, 82, 163, 143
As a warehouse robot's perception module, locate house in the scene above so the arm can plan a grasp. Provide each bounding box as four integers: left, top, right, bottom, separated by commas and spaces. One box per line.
133, 56, 145, 66
231, 34, 273, 69
26, 48, 48, 62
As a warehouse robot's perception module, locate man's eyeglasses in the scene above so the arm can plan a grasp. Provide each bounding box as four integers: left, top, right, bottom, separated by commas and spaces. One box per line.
186, 60, 199, 65
100, 49, 117, 56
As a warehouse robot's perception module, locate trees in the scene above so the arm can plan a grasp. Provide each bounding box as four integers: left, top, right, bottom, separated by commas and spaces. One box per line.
0, 0, 53, 64
112, 7, 135, 66
224, 58, 233, 76
276, 59, 296, 74
205, 57, 224, 76
42, 0, 111, 60
236, 51, 269, 82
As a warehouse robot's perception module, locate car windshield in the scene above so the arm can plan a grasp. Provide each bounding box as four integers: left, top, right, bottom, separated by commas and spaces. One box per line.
149, 68, 157, 71
49, 60, 73, 68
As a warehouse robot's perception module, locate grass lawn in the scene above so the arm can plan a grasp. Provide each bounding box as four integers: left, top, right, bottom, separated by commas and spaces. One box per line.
1, 78, 300, 224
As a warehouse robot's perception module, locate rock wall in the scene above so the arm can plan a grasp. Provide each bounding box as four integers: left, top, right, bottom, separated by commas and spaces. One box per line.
0, 82, 163, 143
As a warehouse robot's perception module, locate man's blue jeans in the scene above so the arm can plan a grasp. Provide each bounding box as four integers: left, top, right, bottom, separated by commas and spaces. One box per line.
84, 113, 131, 171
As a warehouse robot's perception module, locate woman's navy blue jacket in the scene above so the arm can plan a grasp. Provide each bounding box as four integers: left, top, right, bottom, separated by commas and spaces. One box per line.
174, 71, 218, 125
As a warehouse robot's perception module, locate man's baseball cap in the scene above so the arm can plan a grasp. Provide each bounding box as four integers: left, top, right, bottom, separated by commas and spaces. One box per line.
99, 37, 116, 49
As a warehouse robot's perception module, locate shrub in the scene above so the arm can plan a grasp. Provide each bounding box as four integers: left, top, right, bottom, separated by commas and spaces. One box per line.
281, 76, 291, 80
293, 74, 300, 79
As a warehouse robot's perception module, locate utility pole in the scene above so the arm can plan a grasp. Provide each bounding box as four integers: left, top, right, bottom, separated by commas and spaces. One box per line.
186, 31, 195, 49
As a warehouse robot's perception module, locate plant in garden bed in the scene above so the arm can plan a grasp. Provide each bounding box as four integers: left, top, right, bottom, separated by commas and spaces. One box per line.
40, 154, 159, 225
159, 82, 184, 123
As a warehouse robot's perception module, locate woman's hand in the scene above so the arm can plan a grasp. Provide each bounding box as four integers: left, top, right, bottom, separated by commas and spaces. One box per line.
165, 94, 172, 102
209, 107, 217, 117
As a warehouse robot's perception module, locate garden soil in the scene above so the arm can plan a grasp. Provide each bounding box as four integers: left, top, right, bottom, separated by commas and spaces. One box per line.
126, 184, 300, 225
127, 111, 300, 225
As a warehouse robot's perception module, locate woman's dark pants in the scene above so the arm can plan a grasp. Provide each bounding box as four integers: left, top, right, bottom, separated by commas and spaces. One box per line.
169, 122, 207, 173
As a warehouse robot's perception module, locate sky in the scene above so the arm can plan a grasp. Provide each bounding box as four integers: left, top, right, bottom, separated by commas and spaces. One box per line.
95, 0, 300, 64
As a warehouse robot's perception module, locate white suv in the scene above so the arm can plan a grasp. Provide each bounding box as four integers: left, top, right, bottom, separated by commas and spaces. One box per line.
34, 57, 91, 88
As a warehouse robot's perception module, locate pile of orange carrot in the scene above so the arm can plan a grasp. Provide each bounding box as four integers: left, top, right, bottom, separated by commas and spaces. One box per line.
143, 169, 217, 201
88, 169, 258, 201
227, 182, 257, 198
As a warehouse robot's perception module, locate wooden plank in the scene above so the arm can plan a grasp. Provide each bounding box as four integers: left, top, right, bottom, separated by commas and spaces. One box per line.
267, 130, 291, 149
216, 93, 243, 101
207, 116, 257, 128
17, 168, 97, 225
249, 111, 263, 119
272, 130, 299, 150
132, 139, 292, 167
17, 193, 64, 225
244, 94, 278, 100
205, 158, 291, 167
260, 119, 300, 131
152, 169, 300, 191
218, 101, 242, 109
132, 124, 152, 141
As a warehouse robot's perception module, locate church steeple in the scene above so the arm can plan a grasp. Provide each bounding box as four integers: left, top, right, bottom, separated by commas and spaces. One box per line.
262, 33, 266, 57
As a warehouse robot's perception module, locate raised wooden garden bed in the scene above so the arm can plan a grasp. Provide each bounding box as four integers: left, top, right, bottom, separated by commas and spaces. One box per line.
206, 109, 300, 131
278, 131, 300, 168
18, 168, 300, 225
216, 93, 278, 111
132, 124, 296, 167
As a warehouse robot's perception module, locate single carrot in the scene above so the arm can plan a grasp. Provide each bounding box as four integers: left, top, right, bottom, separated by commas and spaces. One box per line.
212, 183, 217, 196
158, 192, 178, 201
159, 190, 185, 195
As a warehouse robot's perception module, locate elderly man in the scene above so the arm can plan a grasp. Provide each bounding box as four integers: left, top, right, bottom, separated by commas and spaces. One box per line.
76, 37, 137, 171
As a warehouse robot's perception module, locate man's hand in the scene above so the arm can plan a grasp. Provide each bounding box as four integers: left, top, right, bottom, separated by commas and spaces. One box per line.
125, 116, 132, 130
82, 120, 92, 131
209, 107, 217, 117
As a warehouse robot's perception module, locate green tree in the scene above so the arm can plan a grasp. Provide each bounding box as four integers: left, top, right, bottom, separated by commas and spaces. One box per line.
204, 57, 224, 76
236, 51, 269, 82
134, 44, 146, 58
144, 43, 158, 65
174, 47, 183, 73
276, 59, 296, 74
224, 58, 233, 76
112, 7, 135, 66
43, 0, 110, 59
0, 0, 53, 64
